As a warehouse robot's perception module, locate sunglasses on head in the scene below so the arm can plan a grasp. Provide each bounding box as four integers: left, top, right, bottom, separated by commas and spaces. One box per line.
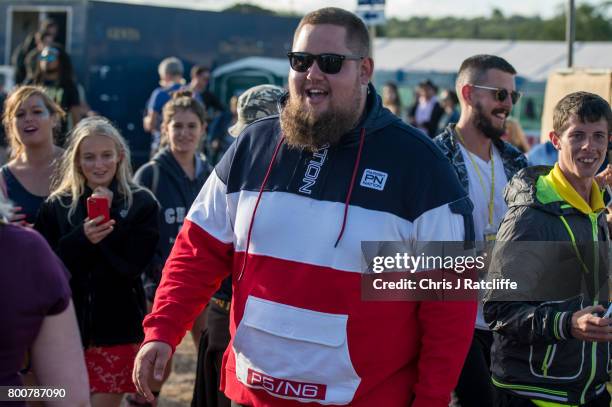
471, 84, 521, 105
287, 52, 364, 75
39, 54, 57, 62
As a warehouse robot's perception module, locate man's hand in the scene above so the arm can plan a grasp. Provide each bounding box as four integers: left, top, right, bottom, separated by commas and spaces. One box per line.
570, 305, 612, 342
133, 341, 172, 402
143, 111, 158, 133
143, 115, 152, 133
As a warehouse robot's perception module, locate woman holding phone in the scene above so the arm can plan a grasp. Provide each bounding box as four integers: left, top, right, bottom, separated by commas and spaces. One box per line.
0, 85, 65, 226
35, 116, 159, 407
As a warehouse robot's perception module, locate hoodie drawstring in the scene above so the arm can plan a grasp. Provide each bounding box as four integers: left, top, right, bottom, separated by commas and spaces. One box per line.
334, 127, 366, 248
238, 135, 285, 281
238, 128, 365, 281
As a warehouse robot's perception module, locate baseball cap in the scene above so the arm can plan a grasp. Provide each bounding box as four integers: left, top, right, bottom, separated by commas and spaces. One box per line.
228, 84, 285, 137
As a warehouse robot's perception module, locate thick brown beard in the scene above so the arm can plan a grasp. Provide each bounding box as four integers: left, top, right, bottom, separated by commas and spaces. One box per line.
280, 91, 363, 152
474, 102, 506, 141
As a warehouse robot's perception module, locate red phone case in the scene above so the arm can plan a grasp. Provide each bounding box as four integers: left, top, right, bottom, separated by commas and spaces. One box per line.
87, 196, 110, 223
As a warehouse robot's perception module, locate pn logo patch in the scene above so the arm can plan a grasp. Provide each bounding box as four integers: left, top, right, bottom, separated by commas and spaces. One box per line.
360, 169, 388, 191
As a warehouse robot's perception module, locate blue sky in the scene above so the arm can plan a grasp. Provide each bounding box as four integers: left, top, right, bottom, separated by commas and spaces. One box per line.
110, 0, 604, 19
238, 0, 598, 18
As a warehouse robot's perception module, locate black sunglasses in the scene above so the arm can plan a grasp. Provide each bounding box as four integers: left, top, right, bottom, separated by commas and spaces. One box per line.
287, 52, 364, 75
471, 84, 522, 105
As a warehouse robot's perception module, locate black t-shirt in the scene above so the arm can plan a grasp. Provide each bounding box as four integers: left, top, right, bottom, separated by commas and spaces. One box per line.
40, 79, 80, 114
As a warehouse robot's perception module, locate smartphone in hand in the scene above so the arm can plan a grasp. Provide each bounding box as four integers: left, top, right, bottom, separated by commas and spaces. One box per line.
87, 196, 110, 224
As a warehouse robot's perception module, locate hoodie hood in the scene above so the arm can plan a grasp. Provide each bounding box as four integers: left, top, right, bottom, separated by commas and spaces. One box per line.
349, 83, 402, 139
278, 83, 402, 148
151, 147, 209, 184
505, 165, 578, 217
147, 147, 212, 211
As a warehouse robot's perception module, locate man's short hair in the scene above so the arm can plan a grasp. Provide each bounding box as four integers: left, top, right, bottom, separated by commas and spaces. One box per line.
553, 91, 612, 134
456, 54, 517, 90
158, 57, 184, 79
190, 65, 210, 79
294, 7, 370, 57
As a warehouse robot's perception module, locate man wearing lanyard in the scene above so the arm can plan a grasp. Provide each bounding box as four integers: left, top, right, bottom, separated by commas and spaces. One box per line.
434, 54, 527, 407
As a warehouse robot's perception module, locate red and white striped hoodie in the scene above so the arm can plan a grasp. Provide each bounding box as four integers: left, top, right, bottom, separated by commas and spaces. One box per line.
143, 88, 477, 406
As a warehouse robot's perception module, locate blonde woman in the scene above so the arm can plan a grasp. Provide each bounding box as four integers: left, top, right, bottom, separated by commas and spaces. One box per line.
0, 85, 65, 226
34, 117, 159, 407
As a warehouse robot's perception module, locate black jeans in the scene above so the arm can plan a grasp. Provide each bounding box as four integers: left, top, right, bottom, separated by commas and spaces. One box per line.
454, 328, 495, 407
191, 301, 231, 407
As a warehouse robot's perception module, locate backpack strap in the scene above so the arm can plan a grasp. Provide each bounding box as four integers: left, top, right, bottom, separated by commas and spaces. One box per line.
150, 162, 160, 196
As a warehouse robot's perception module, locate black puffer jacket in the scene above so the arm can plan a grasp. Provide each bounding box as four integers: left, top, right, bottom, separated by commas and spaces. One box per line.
483, 166, 610, 405
35, 182, 159, 347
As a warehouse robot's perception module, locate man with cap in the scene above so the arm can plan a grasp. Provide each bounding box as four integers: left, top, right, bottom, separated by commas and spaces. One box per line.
134, 7, 476, 407
227, 84, 285, 137
191, 84, 284, 407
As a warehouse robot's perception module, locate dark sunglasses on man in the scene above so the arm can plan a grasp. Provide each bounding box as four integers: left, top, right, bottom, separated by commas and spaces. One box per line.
470, 84, 522, 105
287, 52, 364, 75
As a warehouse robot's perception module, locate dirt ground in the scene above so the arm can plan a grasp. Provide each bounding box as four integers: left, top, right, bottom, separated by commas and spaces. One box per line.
158, 336, 197, 407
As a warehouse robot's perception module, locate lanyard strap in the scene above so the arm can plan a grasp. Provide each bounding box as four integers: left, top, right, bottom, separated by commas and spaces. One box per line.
456, 128, 495, 226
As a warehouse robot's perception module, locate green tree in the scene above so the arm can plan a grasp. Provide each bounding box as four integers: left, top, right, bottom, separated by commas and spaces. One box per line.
381, 1, 611, 41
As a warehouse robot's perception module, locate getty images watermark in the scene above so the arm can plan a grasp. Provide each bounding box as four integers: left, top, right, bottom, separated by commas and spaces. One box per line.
361, 241, 610, 302
361, 241, 516, 301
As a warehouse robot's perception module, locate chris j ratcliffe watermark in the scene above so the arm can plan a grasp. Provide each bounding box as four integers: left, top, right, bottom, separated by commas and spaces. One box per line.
372, 277, 517, 290
360, 241, 519, 301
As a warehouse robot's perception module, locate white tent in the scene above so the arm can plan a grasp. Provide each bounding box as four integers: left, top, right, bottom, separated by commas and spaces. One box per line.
374, 38, 612, 82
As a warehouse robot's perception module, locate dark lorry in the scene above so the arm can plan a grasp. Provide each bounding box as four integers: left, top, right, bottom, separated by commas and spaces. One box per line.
0, 0, 298, 166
